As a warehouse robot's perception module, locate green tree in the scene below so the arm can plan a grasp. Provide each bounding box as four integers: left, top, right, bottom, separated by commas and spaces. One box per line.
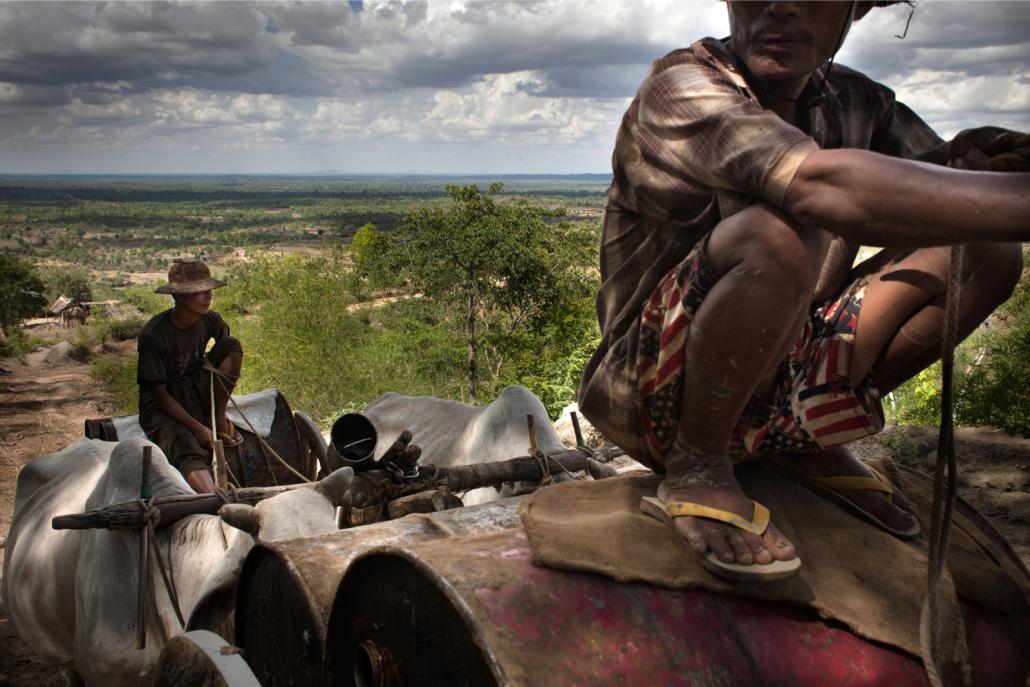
0, 254, 47, 336
44, 265, 93, 302
394, 183, 594, 402
350, 222, 400, 289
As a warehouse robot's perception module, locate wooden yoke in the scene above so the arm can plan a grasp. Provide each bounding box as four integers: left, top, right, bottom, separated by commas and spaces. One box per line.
52, 446, 626, 532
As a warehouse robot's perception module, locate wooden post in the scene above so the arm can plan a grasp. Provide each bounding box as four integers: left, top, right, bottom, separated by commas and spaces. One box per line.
210, 371, 228, 491
527, 415, 539, 455
570, 411, 586, 449
212, 438, 228, 491
136, 446, 152, 650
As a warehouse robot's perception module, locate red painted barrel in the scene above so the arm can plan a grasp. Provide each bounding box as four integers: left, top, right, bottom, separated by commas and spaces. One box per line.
324, 528, 1028, 687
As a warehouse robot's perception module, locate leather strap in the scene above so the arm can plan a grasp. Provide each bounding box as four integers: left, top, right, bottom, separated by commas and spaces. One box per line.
809, 470, 893, 495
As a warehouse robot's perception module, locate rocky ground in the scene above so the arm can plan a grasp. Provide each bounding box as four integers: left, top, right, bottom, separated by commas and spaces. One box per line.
0, 337, 1027, 685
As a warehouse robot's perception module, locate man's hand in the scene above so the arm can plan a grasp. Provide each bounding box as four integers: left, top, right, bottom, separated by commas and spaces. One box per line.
949, 126, 1030, 171
193, 425, 214, 450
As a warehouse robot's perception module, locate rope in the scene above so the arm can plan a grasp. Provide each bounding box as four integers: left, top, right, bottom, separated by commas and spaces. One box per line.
531, 447, 582, 485
203, 359, 312, 484
137, 498, 187, 631
919, 244, 970, 686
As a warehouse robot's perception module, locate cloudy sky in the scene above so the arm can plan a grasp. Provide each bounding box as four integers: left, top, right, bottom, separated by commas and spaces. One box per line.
1, 0, 1028, 175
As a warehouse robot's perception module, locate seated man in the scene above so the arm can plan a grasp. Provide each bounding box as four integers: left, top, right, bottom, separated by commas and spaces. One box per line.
138, 260, 243, 493
578, 1, 1029, 579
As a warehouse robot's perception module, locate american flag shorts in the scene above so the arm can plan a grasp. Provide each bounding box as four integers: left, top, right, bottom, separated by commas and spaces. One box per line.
637, 236, 884, 464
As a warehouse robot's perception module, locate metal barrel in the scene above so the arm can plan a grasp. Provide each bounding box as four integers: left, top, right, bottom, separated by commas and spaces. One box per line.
328, 413, 378, 472
324, 528, 1029, 687
234, 499, 523, 686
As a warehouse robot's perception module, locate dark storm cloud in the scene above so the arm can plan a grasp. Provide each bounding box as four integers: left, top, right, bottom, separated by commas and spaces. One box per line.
0, 2, 331, 96
0, 1, 693, 101
843, 1, 1030, 81
0, 83, 70, 117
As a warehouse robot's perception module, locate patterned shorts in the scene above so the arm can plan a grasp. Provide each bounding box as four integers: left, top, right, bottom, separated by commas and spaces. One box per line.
637, 236, 884, 464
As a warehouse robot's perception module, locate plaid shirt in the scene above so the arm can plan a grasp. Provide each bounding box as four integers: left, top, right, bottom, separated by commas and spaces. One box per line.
578, 37, 943, 460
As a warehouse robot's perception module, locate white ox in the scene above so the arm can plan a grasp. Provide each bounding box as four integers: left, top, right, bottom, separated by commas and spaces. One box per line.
3, 437, 352, 687
364, 385, 568, 505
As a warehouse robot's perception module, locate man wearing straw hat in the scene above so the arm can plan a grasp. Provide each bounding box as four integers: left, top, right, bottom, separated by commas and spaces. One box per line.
138, 259, 243, 493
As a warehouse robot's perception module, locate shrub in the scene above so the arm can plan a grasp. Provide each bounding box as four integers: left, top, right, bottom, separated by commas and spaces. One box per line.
103, 316, 147, 342
0, 330, 42, 359
91, 353, 139, 415
122, 285, 169, 316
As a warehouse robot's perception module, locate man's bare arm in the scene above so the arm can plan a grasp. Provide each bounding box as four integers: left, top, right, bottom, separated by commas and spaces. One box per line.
784, 148, 1030, 247
150, 384, 213, 447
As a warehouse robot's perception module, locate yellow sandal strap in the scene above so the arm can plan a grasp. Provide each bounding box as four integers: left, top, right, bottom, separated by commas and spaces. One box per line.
663, 500, 770, 536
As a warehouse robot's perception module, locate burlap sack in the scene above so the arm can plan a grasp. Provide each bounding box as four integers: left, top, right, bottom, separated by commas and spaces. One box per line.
518, 461, 1029, 660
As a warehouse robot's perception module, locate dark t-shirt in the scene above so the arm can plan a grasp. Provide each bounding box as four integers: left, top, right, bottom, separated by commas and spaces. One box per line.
137, 309, 229, 418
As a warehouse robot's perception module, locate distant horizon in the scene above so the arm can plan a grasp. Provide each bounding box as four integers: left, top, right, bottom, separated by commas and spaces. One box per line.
0, 172, 613, 179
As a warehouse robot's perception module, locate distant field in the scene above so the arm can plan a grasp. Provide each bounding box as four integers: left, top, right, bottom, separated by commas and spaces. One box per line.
0, 174, 609, 293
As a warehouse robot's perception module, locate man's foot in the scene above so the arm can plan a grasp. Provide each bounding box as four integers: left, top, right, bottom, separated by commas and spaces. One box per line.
774, 447, 919, 536
658, 464, 797, 567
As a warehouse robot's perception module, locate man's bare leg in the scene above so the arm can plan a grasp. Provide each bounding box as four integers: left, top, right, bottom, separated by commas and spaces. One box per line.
213, 351, 242, 436
186, 468, 216, 493
774, 242, 1022, 531
657, 202, 831, 566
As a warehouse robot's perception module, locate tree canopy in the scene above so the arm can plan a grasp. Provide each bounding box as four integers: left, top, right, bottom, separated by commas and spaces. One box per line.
389, 183, 596, 402
0, 254, 47, 336
44, 265, 93, 303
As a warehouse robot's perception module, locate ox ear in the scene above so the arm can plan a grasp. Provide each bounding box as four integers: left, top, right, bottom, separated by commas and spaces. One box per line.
314, 466, 356, 507
219, 503, 261, 537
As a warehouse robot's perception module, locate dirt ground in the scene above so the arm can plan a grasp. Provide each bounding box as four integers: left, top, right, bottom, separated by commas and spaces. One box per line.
0, 339, 120, 686
0, 339, 1027, 686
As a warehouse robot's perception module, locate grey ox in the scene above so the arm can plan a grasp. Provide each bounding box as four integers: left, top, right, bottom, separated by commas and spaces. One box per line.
364, 384, 568, 505
3, 437, 352, 687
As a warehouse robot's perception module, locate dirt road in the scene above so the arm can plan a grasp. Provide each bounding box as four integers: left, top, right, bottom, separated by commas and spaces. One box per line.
0, 346, 117, 686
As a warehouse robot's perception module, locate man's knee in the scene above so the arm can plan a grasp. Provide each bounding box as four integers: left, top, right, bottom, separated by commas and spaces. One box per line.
965, 242, 1023, 306
709, 201, 824, 296
209, 336, 243, 368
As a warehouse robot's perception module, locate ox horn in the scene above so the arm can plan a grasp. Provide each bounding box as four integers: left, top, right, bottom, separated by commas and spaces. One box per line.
314, 466, 356, 508
219, 503, 261, 537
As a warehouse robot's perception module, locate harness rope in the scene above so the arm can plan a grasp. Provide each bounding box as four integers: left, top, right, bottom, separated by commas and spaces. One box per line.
203, 359, 312, 484
919, 244, 971, 686
137, 497, 187, 631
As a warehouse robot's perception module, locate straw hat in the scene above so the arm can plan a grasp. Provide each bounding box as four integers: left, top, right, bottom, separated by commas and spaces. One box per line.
155, 259, 227, 295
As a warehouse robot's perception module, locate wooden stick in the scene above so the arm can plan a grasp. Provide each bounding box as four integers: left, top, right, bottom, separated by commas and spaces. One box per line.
136, 446, 151, 650
212, 438, 228, 491
570, 411, 586, 448
527, 414, 539, 454
418, 446, 626, 495
52, 482, 308, 531
52, 446, 627, 532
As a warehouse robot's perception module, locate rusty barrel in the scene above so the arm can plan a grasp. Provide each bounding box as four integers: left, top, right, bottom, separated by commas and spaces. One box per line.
234, 499, 523, 686
324, 528, 1029, 687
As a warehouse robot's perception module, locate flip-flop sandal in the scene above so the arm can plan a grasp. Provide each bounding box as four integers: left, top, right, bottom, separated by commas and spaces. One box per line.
640, 496, 802, 582
217, 420, 244, 448
783, 467, 920, 538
